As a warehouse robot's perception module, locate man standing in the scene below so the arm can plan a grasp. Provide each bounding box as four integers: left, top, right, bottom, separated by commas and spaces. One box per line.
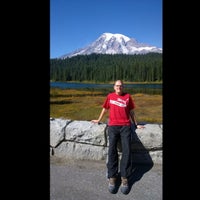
91, 80, 144, 194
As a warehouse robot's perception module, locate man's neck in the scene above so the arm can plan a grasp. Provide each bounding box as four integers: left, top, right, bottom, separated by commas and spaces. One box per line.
115, 91, 123, 95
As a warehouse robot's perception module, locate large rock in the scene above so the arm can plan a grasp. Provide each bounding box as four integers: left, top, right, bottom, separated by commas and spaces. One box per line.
65, 120, 107, 146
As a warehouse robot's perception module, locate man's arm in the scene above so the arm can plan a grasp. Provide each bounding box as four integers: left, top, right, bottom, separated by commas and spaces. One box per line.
91, 108, 107, 123
130, 109, 138, 127
129, 109, 145, 129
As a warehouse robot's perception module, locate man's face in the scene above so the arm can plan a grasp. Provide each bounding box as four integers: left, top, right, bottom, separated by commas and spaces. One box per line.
114, 81, 123, 94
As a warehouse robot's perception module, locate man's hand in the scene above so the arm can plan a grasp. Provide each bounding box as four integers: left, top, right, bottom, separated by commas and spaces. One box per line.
91, 120, 99, 123
137, 125, 145, 129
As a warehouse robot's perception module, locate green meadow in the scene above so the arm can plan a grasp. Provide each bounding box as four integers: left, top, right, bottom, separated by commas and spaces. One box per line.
50, 88, 162, 124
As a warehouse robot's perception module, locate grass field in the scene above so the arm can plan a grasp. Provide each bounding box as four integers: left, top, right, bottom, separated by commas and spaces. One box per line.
50, 88, 162, 124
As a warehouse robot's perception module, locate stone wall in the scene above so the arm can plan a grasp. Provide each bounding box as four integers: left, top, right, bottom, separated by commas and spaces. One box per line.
50, 118, 162, 164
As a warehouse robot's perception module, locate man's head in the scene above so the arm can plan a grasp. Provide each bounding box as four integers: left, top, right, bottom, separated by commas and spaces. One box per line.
114, 80, 124, 95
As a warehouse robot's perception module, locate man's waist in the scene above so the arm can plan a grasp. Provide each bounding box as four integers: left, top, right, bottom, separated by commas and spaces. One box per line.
108, 120, 131, 126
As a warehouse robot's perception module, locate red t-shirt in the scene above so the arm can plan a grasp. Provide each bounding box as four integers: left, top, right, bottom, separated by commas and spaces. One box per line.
102, 92, 135, 126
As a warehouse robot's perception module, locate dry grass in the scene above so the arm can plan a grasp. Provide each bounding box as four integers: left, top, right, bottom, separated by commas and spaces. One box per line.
50, 88, 162, 124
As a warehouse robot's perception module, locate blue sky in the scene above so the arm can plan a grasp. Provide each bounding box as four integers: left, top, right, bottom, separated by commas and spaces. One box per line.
50, 0, 162, 58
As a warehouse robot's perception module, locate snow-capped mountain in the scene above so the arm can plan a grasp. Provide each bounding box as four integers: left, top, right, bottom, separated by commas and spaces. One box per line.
60, 33, 162, 59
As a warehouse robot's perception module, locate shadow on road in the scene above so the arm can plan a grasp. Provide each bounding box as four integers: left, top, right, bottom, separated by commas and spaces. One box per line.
128, 125, 154, 194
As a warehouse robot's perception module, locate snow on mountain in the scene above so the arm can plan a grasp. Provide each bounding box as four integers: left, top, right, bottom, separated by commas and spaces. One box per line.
60, 33, 162, 59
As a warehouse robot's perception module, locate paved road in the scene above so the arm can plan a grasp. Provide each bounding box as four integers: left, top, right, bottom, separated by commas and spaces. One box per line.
50, 157, 162, 200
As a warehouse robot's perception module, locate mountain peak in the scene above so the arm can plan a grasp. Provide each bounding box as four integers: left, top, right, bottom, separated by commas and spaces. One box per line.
60, 33, 162, 59
101, 32, 131, 43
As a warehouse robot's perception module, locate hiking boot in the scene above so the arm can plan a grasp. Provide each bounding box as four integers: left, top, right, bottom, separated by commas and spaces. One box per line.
120, 177, 129, 194
108, 177, 117, 194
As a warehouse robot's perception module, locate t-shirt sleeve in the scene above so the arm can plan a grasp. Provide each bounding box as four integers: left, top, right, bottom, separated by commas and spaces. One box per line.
102, 95, 110, 109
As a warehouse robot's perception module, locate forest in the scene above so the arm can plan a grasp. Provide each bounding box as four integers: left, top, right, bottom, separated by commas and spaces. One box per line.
50, 53, 162, 83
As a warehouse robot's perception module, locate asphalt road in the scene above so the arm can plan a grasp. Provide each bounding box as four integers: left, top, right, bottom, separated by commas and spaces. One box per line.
50, 157, 162, 200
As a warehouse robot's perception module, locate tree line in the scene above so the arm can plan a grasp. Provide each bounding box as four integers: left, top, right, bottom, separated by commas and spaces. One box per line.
50, 53, 162, 83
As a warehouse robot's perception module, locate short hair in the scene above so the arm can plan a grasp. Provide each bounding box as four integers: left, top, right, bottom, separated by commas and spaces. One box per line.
114, 80, 123, 85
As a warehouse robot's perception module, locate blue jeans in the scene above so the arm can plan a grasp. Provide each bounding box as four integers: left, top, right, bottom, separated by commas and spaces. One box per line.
107, 125, 131, 178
